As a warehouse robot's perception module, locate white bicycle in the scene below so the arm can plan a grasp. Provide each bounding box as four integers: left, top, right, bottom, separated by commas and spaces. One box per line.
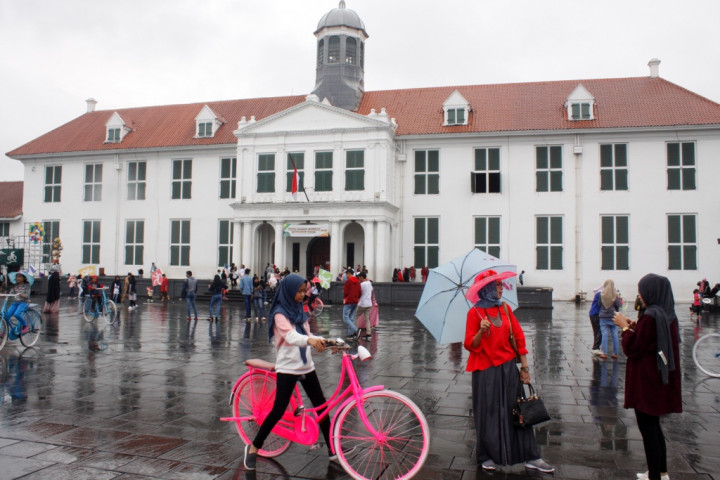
693, 330, 720, 377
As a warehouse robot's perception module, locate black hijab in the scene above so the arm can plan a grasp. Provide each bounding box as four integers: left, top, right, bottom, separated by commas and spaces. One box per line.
638, 273, 676, 384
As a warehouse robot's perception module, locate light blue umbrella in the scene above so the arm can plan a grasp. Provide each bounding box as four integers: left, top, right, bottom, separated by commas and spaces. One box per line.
414, 249, 517, 344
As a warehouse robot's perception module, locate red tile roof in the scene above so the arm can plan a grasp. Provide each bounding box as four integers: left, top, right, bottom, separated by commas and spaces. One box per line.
8, 77, 720, 157
0, 182, 23, 219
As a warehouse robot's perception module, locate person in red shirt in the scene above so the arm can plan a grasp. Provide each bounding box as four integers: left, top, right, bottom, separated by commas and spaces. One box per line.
160, 274, 170, 301
613, 274, 681, 480
342, 269, 361, 339
463, 270, 554, 474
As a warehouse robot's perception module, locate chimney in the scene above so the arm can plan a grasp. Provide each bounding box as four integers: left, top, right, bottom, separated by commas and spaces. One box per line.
648, 58, 661, 78
86, 98, 97, 113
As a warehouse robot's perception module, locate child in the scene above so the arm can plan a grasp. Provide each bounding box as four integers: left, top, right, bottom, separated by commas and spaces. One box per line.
6, 271, 33, 333
68, 273, 78, 299
87, 276, 104, 312
691, 288, 702, 323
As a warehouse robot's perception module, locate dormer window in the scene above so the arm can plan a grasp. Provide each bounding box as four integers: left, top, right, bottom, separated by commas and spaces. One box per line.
195, 105, 223, 139
197, 122, 213, 137
105, 112, 130, 143
107, 128, 121, 142
442, 90, 470, 126
565, 84, 595, 121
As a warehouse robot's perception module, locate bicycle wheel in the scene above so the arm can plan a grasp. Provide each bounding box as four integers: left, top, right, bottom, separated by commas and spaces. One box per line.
82, 298, 97, 322
310, 298, 324, 316
100, 300, 118, 324
20, 308, 42, 347
0, 318, 8, 351
232, 373, 292, 457
693, 333, 720, 377
333, 390, 430, 480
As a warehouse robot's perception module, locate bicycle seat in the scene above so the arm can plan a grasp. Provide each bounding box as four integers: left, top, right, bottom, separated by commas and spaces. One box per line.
245, 359, 275, 372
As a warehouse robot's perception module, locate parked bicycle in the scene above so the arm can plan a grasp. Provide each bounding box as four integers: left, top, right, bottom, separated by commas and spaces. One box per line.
221, 339, 430, 480
0, 294, 42, 350
83, 287, 117, 324
305, 295, 324, 317
693, 329, 720, 377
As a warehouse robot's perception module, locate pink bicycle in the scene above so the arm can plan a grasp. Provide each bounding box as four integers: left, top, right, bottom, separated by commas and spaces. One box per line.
221, 340, 430, 479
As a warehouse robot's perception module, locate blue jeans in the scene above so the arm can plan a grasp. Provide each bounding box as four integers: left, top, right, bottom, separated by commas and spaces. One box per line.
209, 294, 222, 318
600, 318, 619, 355
6, 302, 28, 327
253, 297, 265, 319
186, 292, 197, 318
243, 295, 253, 318
342, 304, 358, 335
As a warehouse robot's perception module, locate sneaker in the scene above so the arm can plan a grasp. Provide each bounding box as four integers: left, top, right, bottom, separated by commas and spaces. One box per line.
599, 354, 608, 360
591, 349, 603, 356
637, 472, 670, 480
611, 354, 619, 359
20, 326, 30, 335
525, 458, 555, 473
481, 459, 497, 471
207, 317, 213, 322
328, 453, 339, 463
243, 444, 256, 470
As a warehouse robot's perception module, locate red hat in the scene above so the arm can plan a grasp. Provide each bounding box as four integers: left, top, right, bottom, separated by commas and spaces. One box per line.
465, 269, 517, 303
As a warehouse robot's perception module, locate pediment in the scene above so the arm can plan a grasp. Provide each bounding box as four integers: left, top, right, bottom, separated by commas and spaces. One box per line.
567, 84, 594, 102
443, 90, 469, 108
234, 99, 392, 136
105, 112, 126, 128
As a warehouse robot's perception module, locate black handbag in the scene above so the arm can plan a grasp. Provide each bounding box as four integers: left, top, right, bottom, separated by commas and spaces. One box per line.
513, 382, 551, 428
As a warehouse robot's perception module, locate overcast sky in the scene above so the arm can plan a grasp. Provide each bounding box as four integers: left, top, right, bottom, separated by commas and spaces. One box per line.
2, 0, 719, 181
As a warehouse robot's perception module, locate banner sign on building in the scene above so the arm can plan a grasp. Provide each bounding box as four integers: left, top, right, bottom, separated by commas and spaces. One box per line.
0, 249, 24, 266
283, 223, 329, 237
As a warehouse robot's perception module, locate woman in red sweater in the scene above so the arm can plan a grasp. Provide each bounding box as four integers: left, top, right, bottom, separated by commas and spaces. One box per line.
613, 274, 681, 480
463, 270, 553, 473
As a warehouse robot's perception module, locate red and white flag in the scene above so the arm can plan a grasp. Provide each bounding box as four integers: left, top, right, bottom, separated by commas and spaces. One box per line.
291, 166, 299, 200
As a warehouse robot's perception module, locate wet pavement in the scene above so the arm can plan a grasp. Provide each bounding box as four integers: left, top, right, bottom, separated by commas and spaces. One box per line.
0, 297, 718, 480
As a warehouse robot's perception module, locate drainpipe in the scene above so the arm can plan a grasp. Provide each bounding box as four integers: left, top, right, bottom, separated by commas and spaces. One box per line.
573, 134, 585, 303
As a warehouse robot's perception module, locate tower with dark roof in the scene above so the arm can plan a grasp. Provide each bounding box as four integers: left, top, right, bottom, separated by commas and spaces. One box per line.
311, 1, 367, 111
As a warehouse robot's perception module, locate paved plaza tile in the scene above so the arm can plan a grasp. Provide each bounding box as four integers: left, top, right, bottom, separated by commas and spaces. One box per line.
0, 296, 718, 479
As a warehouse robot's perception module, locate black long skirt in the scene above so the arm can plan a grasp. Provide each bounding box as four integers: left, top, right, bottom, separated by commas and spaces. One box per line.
471, 360, 540, 465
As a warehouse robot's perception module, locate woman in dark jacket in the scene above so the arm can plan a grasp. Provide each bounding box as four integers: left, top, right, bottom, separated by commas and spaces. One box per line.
208, 275, 224, 322
44, 270, 61, 313
614, 274, 681, 480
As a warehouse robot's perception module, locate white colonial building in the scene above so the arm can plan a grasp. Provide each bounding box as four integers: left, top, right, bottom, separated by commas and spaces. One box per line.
7, 2, 720, 299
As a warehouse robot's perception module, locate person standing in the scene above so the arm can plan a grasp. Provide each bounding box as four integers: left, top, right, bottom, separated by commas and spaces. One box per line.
420, 266, 429, 283
208, 274, 224, 322
519, 270, 525, 286
588, 288, 602, 356
111, 275, 122, 304
43, 269, 61, 313
243, 273, 333, 470
252, 274, 265, 322
182, 270, 198, 321
355, 272, 373, 337
240, 268, 254, 321
126, 272, 138, 310
599, 279, 622, 360
342, 269, 361, 339
613, 274, 681, 480
67, 273, 78, 299
463, 270, 554, 473
160, 274, 170, 302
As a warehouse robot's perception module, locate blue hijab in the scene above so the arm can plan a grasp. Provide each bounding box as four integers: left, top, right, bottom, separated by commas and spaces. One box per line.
474, 282, 503, 308
267, 273, 309, 364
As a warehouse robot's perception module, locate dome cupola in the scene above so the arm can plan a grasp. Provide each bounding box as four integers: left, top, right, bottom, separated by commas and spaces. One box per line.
311, 1, 368, 111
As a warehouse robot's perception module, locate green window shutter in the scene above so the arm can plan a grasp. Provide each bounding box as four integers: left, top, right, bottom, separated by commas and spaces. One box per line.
428, 151, 439, 172
615, 144, 627, 167
457, 109, 465, 124
427, 246, 439, 268
667, 215, 680, 243
428, 174, 439, 194
550, 246, 563, 270
601, 216, 614, 244
413, 247, 425, 269
475, 149, 487, 170
668, 245, 681, 270
571, 103, 580, 119
601, 246, 614, 270
536, 171, 548, 192
682, 168, 696, 190
681, 143, 695, 165
550, 171, 562, 191
615, 169, 628, 191
536, 217, 548, 244
550, 146, 562, 169
488, 217, 500, 244
414, 175, 426, 194
427, 218, 439, 244
488, 148, 500, 170
550, 217, 562, 244
415, 151, 426, 173
682, 215, 696, 243
684, 246, 697, 270
600, 170, 613, 190
414, 218, 425, 243
448, 109, 455, 124
617, 246, 629, 270
536, 246, 548, 270
600, 144, 612, 167
616, 216, 629, 243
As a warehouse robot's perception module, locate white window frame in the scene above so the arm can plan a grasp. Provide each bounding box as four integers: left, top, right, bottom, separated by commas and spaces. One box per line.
82, 220, 101, 264
536, 146, 563, 192
667, 214, 697, 270
666, 142, 696, 191
444, 107, 468, 126
218, 220, 234, 267
170, 219, 191, 266
536, 216, 563, 270
125, 220, 144, 266
44, 165, 62, 203
127, 161, 147, 200
219, 157, 237, 199
600, 144, 628, 191
414, 150, 440, 195
84, 163, 103, 202
601, 215, 629, 270
171, 159, 192, 199
474, 216, 501, 258
472, 147, 501, 194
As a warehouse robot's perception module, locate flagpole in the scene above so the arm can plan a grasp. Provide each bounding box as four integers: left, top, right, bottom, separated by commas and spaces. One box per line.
288, 153, 310, 202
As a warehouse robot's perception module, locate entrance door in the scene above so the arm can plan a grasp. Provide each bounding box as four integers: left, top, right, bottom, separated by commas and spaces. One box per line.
306, 236, 330, 278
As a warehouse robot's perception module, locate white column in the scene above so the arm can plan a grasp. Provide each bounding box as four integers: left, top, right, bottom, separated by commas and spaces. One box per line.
330, 220, 341, 277
375, 220, 390, 281
241, 221, 253, 268
364, 220, 375, 278
274, 222, 284, 271
233, 221, 242, 267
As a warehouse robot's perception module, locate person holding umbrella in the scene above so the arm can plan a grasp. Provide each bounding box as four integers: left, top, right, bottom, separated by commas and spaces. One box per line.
463, 269, 554, 473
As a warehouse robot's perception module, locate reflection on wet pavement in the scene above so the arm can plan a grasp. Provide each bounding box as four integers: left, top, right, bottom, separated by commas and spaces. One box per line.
0, 298, 718, 479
